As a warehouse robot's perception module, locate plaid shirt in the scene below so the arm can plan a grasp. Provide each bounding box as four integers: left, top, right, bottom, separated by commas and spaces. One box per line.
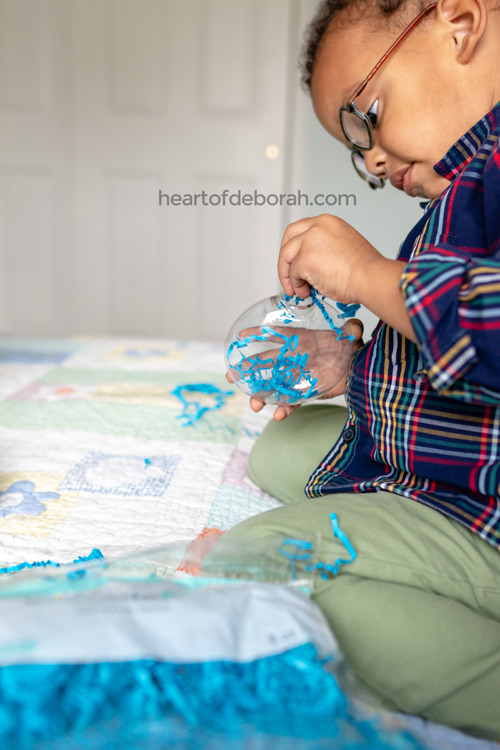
306, 102, 500, 550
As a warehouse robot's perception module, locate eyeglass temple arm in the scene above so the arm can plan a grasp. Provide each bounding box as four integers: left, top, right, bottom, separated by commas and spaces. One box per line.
347, 2, 437, 103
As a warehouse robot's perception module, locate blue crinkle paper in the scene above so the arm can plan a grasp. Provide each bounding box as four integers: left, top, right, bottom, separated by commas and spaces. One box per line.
0, 644, 424, 750
0, 551, 424, 750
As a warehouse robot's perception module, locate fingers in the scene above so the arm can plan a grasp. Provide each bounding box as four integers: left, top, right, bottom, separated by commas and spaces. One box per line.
273, 403, 299, 421
250, 395, 299, 422
278, 237, 310, 298
345, 318, 364, 342
278, 217, 317, 297
237, 326, 294, 346
249, 396, 266, 413
280, 216, 318, 247
345, 318, 365, 355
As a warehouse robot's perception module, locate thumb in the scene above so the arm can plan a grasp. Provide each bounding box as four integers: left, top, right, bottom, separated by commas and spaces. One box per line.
345, 318, 364, 343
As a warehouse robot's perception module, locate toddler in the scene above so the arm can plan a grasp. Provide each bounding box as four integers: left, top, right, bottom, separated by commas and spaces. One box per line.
215, 0, 500, 739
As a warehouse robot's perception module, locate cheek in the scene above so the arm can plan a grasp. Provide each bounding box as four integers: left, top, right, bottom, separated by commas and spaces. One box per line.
385, 70, 461, 160
380, 99, 445, 163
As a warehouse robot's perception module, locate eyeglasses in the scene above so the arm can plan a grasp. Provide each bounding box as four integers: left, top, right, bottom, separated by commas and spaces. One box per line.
339, 2, 437, 189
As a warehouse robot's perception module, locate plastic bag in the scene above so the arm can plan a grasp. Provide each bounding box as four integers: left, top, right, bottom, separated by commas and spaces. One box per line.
0, 534, 424, 750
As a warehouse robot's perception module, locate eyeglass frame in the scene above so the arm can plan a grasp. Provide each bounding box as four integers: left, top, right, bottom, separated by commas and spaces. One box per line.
339, 2, 437, 186
350, 148, 384, 190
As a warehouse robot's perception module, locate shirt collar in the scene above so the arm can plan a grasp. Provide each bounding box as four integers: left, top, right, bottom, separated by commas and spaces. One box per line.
433, 100, 500, 181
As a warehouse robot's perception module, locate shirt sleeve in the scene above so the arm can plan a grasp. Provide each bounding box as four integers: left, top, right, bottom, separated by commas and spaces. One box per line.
400, 140, 500, 404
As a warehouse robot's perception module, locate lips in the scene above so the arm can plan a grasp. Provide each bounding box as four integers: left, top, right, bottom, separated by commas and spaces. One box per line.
390, 165, 413, 195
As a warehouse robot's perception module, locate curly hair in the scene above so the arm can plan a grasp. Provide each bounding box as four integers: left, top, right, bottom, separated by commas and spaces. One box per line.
299, 0, 429, 90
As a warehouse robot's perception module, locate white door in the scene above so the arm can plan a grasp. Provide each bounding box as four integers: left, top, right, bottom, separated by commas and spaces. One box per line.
0, 0, 295, 340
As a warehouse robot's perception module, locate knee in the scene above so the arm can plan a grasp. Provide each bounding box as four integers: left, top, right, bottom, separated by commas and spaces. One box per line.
204, 506, 295, 576
312, 575, 500, 739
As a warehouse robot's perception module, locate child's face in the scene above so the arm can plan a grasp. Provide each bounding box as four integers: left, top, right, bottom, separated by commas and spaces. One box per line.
311, 15, 482, 200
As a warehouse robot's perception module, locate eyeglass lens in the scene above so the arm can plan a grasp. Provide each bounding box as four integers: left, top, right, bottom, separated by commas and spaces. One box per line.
341, 108, 372, 150
351, 151, 384, 189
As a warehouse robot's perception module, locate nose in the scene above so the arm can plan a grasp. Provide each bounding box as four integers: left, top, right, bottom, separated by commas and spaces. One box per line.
363, 145, 387, 180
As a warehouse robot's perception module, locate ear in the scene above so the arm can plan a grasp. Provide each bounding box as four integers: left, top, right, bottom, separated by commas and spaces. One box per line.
437, 0, 487, 63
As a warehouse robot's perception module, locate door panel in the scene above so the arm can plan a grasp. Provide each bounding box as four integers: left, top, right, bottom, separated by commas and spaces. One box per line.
0, 0, 293, 340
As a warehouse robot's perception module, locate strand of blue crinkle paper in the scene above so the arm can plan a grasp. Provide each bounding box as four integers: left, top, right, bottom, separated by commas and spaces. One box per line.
227, 325, 320, 402
0, 549, 104, 577
171, 383, 234, 426
226, 290, 359, 403
279, 513, 356, 582
308, 289, 359, 338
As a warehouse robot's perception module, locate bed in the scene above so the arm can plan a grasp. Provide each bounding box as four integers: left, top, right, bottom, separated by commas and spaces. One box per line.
0, 336, 497, 750
0, 336, 281, 566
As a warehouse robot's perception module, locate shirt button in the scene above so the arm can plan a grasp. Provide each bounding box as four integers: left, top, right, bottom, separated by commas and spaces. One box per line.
343, 427, 355, 443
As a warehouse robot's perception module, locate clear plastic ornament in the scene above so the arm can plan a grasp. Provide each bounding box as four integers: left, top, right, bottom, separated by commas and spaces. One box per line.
225, 291, 357, 406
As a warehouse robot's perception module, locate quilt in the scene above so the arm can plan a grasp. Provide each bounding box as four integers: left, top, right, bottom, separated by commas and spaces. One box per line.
0, 336, 280, 567
1, 337, 499, 750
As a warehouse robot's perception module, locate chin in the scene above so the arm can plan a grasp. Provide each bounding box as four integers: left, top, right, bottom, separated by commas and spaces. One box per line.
416, 187, 431, 199
425, 176, 452, 201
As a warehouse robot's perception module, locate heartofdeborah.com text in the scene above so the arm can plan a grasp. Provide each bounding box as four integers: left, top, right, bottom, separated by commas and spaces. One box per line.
158, 189, 357, 208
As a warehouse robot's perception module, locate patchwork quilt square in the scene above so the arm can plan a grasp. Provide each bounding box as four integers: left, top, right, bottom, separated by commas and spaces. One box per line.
59, 452, 180, 497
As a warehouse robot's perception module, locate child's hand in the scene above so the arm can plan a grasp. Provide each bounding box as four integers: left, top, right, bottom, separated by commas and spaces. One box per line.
278, 214, 385, 304
225, 319, 364, 421
277, 213, 418, 343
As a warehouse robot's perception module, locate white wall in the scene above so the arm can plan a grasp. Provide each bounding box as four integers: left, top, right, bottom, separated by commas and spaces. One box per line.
0, 0, 294, 341
0, 0, 425, 342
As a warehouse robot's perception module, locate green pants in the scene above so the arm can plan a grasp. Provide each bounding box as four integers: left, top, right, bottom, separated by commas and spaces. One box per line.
211, 405, 500, 740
